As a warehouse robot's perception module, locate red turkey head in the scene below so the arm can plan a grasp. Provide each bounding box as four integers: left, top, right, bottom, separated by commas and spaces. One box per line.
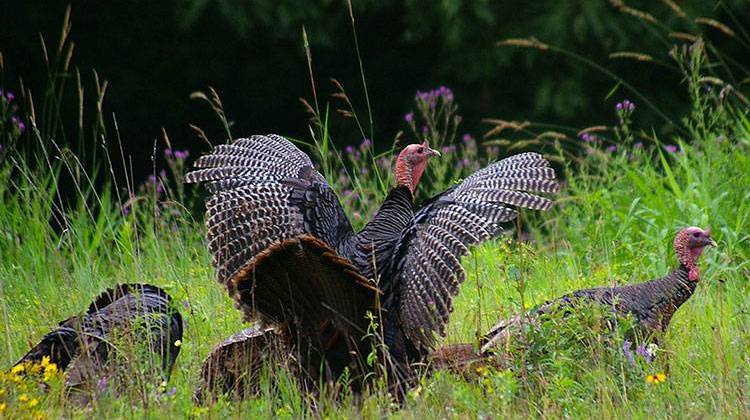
673, 226, 716, 281
395, 140, 441, 194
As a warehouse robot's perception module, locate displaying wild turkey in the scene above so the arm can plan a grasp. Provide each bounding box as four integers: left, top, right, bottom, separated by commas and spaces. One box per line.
195, 325, 289, 402
186, 134, 558, 390
12, 284, 183, 401
480, 226, 716, 353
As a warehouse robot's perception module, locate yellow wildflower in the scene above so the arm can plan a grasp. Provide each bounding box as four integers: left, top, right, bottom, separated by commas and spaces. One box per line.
19, 394, 30, 402
0, 402, 6, 414
11, 364, 25, 374
40, 356, 51, 367
29, 362, 42, 374
173, 339, 182, 347
27, 398, 39, 408
43, 362, 58, 382
192, 406, 208, 416
33, 410, 46, 420
645, 372, 667, 384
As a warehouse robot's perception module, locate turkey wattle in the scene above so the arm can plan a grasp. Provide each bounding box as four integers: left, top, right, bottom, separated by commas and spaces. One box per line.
186, 134, 558, 388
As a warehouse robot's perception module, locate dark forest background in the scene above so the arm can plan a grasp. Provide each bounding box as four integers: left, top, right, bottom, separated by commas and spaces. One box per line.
1, 0, 748, 180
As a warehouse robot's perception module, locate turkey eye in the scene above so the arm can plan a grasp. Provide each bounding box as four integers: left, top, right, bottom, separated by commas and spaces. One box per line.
417, 147, 425, 154
693, 232, 700, 238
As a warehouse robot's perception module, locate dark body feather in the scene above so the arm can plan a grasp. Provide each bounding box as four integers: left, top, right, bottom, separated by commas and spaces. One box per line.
12, 284, 183, 401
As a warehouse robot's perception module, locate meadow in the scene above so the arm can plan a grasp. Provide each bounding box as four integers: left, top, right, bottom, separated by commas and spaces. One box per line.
1, 9, 750, 420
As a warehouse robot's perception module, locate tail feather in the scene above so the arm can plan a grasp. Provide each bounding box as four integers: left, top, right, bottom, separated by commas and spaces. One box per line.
14, 326, 80, 371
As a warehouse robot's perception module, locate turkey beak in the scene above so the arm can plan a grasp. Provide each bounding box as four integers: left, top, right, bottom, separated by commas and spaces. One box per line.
420, 140, 441, 158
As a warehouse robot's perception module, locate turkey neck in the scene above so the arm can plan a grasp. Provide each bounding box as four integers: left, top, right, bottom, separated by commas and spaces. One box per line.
620, 264, 697, 331
342, 186, 414, 282
395, 157, 426, 194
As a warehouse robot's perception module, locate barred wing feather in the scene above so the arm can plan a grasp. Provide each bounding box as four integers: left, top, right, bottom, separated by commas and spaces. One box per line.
185, 134, 355, 290
187, 135, 376, 381
394, 152, 559, 349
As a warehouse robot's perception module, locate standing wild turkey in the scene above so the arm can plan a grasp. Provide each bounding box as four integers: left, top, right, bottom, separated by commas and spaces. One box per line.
480, 226, 716, 354
186, 134, 558, 389
12, 284, 183, 401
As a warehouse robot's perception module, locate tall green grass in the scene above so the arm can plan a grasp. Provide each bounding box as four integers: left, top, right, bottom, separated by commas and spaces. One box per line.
2, 6, 750, 419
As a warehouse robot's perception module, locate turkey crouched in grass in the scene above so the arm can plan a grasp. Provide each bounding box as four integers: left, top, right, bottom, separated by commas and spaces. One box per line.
194, 325, 291, 402
11, 284, 183, 403
186, 134, 558, 394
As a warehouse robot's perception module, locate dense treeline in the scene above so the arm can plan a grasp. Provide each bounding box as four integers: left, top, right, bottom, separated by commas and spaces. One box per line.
1, 0, 748, 178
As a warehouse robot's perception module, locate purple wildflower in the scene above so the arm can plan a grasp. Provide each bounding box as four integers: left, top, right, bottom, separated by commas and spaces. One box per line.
5, 91, 14, 102
360, 167, 369, 175
97, 377, 109, 393
168, 387, 177, 397
404, 112, 414, 124
17, 121, 25, 132
164, 148, 173, 158
579, 132, 597, 143
440, 145, 456, 154
462, 133, 474, 143
462, 158, 470, 167
174, 149, 189, 160
616, 99, 635, 112
438, 86, 454, 101
343, 189, 352, 197
360, 138, 372, 150
622, 340, 635, 369
421, 125, 429, 135
122, 204, 130, 216
636, 344, 653, 363
606, 145, 617, 153
634, 142, 643, 149
344, 145, 355, 155
665, 144, 678, 153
